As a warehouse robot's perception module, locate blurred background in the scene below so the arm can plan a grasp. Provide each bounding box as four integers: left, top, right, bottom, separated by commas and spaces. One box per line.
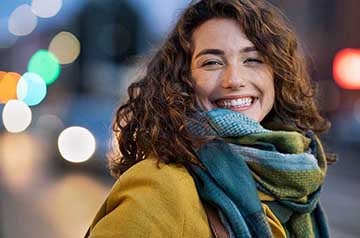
0, 0, 359, 237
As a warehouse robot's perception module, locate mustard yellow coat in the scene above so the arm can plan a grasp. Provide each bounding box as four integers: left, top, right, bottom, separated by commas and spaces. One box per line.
86, 155, 286, 238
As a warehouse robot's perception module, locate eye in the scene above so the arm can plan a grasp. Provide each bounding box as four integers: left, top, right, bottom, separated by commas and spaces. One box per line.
244, 58, 263, 64
202, 60, 223, 67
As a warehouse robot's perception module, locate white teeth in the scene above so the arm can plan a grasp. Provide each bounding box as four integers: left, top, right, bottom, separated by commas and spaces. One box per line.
217, 98, 253, 108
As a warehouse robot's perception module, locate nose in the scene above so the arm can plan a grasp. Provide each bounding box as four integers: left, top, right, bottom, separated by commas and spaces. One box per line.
221, 65, 246, 89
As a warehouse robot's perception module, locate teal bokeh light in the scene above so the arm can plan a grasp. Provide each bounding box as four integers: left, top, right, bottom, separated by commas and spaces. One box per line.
17, 72, 47, 106
27, 49, 61, 85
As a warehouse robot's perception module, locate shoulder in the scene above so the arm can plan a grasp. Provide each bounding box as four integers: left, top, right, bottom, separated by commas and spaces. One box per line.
107, 155, 195, 207
115, 155, 192, 189
88, 155, 211, 238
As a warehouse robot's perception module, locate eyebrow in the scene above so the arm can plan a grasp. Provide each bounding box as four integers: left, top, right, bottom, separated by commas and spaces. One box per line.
194, 46, 257, 59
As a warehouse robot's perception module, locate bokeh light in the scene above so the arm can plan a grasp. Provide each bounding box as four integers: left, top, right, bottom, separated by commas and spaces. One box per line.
2, 100, 32, 133
28, 49, 61, 85
8, 4, 38, 36
58, 127, 96, 163
17, 72, 47, 106
0, 133, 43, 192
0, 72, 21, 103
35, 114, 64, 139
31, 0, 63, 18
36, 114, 64, 131
333, 48, 360, 90
49, 31, 81, 64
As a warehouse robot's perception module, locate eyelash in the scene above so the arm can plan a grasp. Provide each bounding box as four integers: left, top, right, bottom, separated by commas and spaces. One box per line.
202, 58, 263, 67
202, 60, 223, 66
244, 58, 263, 64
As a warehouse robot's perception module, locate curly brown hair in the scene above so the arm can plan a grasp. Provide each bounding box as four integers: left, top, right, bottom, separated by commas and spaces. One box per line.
109, 0, 333, 178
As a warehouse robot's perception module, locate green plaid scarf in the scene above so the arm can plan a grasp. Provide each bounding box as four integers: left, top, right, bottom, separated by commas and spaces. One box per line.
186, 108, 329, 238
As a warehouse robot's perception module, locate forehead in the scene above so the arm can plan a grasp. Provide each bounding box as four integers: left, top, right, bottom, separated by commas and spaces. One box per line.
191, 18, 254, 55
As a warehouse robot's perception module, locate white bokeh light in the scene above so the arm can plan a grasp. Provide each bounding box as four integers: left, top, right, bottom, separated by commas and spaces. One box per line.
8, 4, 38, 36
2, 100, 32, 133
31, 0, 63, 18
58, 126, 96, 163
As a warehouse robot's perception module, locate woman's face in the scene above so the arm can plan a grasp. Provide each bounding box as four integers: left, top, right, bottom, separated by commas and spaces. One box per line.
190, 18, 275, 122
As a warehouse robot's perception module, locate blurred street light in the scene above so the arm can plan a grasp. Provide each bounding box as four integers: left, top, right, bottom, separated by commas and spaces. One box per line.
333, 48, 360, 90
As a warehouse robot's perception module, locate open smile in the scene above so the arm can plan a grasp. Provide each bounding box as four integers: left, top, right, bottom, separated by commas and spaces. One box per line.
212, 96, 258, 111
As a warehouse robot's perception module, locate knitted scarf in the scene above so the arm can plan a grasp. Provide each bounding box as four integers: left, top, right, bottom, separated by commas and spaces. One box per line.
186, 108, 329, 238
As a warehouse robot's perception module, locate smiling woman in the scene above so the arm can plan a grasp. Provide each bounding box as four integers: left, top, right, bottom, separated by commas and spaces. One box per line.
85, 1, 335, 237
191, 18, 275, 122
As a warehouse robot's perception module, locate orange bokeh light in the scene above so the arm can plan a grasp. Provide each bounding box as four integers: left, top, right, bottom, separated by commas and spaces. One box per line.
0, 71, 21, 103
333, 48, 360, 90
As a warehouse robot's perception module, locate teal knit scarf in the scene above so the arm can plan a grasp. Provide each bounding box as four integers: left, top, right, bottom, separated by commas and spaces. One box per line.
186, 108, 329, 238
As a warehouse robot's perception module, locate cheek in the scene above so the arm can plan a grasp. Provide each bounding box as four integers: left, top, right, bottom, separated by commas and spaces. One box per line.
253, 68, 275, 106
192, 71, 219, 98
265, 77, 275, 108
268, 75, 275, 100
257, 68, 274, 94
265, 77, 275, 96
191, 75, 216, 110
